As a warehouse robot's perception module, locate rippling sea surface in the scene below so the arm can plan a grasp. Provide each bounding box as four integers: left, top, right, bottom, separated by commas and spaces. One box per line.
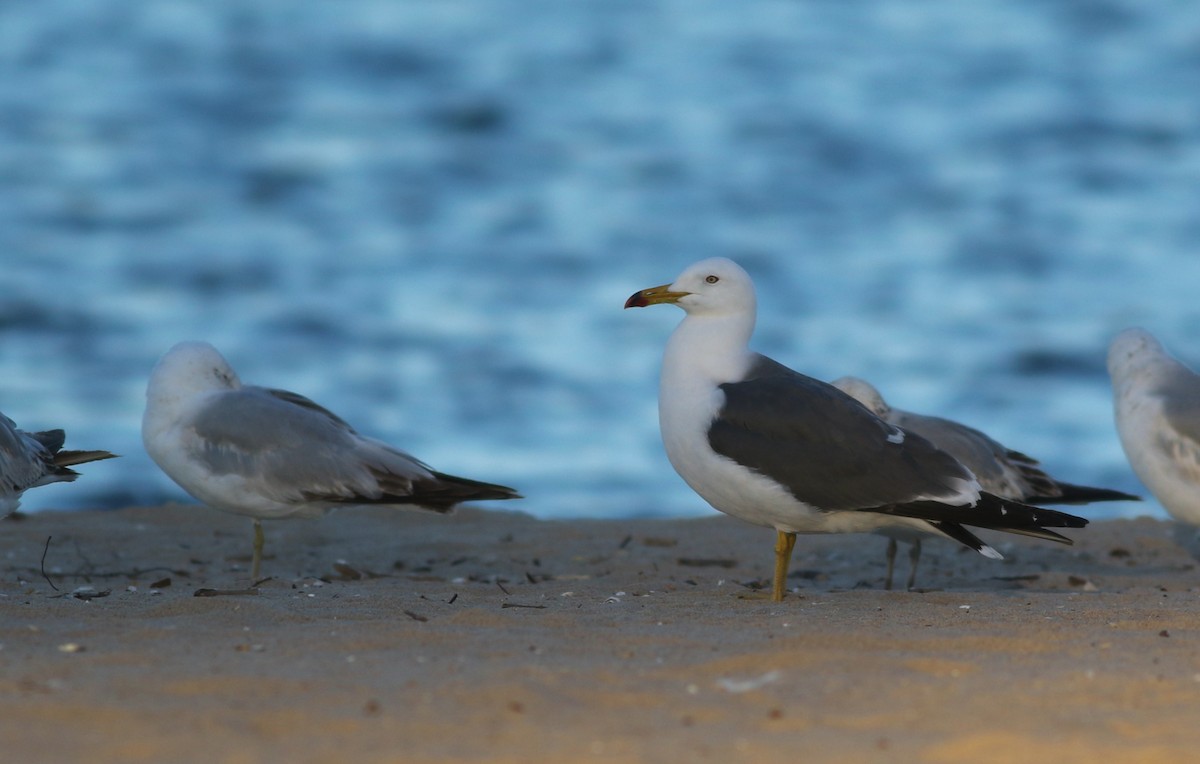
4, 1, 1199, 520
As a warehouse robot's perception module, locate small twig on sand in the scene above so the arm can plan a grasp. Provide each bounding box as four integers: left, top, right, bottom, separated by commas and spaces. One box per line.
41, 536, 59, 592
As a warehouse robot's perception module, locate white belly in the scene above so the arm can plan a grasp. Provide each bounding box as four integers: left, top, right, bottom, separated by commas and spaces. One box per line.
1116, 390, 1200, 524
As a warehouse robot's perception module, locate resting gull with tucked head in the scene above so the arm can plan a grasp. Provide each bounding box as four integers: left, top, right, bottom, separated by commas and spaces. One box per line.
142, 341, 520, 579
1108, 328, 1200, 526
625, 257, 1088, 600
0, 413, 116, 516
832, 375, 1137, 588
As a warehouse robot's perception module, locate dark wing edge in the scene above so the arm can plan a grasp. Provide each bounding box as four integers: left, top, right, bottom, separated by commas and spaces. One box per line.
264, 388, 358, 431
1025, 482, 1140, 505
870, 492, 1087, 545
307, 470, 521, 512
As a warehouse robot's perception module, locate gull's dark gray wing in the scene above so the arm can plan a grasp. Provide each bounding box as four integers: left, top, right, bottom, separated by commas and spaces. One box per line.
708, 356, 975, 512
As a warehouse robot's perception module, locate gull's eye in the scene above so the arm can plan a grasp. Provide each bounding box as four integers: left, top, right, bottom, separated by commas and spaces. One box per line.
705, 275, 719, 284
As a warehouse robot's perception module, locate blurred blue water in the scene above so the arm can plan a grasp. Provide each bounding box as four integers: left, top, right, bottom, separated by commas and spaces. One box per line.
4, 0, 1199, 520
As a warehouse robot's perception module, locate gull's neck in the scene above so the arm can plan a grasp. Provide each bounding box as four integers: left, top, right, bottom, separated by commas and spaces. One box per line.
662, 309, 756, 388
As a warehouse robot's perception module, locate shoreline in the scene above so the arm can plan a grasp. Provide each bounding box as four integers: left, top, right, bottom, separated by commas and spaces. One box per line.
2, 504, 1198, 763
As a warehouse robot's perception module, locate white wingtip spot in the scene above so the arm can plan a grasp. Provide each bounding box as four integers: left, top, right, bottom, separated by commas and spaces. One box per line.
886, 427, 905, 445
980, 545, 1004, 560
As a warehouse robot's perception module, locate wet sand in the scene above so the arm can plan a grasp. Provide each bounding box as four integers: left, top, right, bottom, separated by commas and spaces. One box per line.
2, 504, 1198, 763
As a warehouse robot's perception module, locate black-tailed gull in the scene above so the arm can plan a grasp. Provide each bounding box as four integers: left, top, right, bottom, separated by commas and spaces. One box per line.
833, 375, 1137, 588
625, 257, 1088, 601
1108, 327, 1200, 525
0, 413, 116, 515
142, 341, 521, 579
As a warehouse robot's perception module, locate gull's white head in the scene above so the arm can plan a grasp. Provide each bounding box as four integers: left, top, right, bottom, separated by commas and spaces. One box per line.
146, 341, 242, 404
624, 257, 756, 318
831, 376, 891, 418
1107, 327, 1168, 382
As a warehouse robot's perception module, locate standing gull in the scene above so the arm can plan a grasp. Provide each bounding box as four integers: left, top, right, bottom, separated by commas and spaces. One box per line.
1108, 328, 1200, 525
142, 341, 520, 579
0, 413, 116, 515
625, 258, 1088, 601
832, 375, 1137, 588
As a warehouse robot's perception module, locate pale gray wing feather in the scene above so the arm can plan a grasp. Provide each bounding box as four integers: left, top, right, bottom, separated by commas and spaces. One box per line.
886, 410, 1049, 499
188, 386, 432, 504
1158, 365, 1200, 446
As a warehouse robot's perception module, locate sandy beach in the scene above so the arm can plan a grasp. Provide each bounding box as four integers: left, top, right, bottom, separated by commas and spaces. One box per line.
2, 503, 1198, 763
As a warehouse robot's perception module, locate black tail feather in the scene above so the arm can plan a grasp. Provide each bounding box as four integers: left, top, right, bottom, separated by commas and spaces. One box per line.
410, 471, 522, 510
924, 518, 1074, 564
1026, 483, 1140, 506
927, 521, 991, 554
323, 470, 522, 512
30, 429, 66, 453
871, 492, 1088, 540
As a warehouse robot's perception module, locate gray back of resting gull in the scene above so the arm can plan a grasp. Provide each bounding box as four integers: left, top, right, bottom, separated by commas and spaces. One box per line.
1108, 327, 1200, 526
625, 257, 1088, 601
0, 412, 116, 516
833, 375, 1137, 588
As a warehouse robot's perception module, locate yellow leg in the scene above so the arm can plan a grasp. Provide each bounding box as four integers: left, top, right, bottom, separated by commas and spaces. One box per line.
251, 519, 264, 580
772, 531, 797, 602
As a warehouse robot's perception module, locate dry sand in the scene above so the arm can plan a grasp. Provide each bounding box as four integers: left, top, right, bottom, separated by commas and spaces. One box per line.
2, 503, 1199, 763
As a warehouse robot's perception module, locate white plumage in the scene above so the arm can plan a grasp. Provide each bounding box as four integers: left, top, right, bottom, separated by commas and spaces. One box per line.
1108, 328, 1200, 525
